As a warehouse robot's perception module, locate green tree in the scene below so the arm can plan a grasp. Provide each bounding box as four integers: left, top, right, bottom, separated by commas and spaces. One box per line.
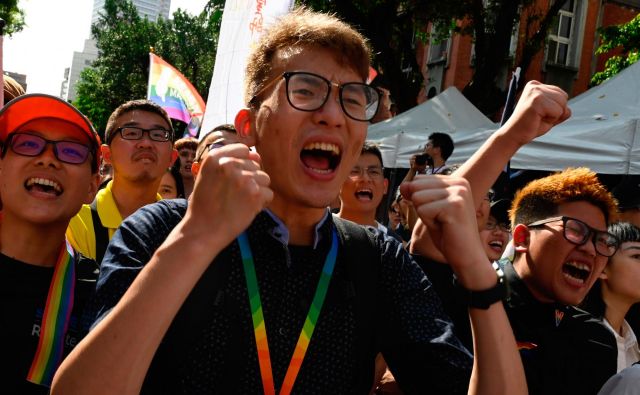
300, 0, 568, 117
591, 13, 640, 86
74, 0, 224, 136
0, 0, 26, 36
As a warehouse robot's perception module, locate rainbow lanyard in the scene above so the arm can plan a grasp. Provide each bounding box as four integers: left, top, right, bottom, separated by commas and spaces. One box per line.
238, 228, 338, 395
26, 240, 76, 387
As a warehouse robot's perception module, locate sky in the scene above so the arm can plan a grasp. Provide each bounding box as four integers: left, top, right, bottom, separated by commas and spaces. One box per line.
3, 0, 209, 95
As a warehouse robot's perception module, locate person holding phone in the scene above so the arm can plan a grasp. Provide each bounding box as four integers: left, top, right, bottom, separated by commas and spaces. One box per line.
403, 132, 454, 183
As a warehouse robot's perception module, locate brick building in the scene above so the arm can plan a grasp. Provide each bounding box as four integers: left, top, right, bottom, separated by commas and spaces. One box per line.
418, 0, 640, 108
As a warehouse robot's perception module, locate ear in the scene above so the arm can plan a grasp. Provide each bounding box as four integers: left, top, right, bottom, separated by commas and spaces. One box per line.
169, 148, 178, 166
512, 224, 530, 253
599, 269, 609, 280
234, 108, 256, 147
84, 173, 101, 204
191, 161, 200, 177
383, 178, 389, 195
100, 145, 112, 164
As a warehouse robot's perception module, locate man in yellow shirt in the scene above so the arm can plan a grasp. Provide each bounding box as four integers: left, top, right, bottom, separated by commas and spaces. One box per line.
67, 100, 177, 263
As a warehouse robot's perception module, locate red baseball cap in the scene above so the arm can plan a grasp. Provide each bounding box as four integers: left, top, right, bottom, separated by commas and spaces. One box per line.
0, 93, 101, 169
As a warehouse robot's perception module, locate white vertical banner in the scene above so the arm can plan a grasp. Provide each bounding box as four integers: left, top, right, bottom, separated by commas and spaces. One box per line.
200, 0, 293, 136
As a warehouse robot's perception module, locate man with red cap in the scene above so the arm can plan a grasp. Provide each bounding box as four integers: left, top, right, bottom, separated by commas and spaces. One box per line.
0, 94, 101, 394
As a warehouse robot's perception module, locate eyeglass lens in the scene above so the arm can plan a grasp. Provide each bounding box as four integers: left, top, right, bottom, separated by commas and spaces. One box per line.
486, 221, 510, 232
563, 218, 618, 257
285, 72, 380, 122
9, 133, 90, 164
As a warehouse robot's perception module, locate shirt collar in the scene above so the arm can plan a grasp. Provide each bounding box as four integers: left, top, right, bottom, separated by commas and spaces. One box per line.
96, 180, 162, 229
502, 259, 563, 310
604, 319, 640, 351
263, 208, 331, 249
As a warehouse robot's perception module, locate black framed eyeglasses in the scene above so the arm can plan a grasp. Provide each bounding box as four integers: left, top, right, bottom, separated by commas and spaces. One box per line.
485, 220, 511, 233
4, 132, 92, 165
527, 216, 619, 257
250, 71, 381, 122
349, 165, 384, 180
112, 126, 172, 143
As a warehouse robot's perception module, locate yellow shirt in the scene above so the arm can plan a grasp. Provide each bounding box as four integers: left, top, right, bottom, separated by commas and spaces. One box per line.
66, 180, 162, 260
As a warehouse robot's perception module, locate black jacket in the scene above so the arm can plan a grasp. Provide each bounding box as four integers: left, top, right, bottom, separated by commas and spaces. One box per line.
503, 261, 617, 395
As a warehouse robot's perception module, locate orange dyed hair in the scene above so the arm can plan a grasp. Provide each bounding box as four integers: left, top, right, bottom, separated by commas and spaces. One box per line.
510, 167, 618, 226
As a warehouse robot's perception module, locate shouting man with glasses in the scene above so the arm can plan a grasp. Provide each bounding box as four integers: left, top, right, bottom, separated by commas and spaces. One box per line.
0, 94, 101, 393
500, 167, 619, 394
50, 8, 572, 395
67, 100, 177, 264
337, 143, 396, 235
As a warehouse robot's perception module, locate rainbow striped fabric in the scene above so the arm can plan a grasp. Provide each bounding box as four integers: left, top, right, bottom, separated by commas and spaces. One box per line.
27, 240, 76, 387
147, 53, 206, 137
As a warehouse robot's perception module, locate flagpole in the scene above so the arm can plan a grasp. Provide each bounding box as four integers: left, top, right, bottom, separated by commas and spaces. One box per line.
0, 18, 6, 108
499, 67, 521, 196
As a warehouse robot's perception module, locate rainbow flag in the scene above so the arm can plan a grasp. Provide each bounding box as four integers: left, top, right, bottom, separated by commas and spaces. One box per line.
147, 53, 206, 137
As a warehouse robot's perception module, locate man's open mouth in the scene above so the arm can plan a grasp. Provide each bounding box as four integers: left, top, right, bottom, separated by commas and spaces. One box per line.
488, 240, 504, 251
355, 188, 373, 201
25, 177, 63, 196
562, 261, 591, 284
300, 142, 341, 174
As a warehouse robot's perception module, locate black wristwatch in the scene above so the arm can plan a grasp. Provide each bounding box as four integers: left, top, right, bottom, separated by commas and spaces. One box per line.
453, 261, 507, 309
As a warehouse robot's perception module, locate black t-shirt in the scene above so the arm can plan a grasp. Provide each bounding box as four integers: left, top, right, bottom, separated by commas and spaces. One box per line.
0, 252, 98, 394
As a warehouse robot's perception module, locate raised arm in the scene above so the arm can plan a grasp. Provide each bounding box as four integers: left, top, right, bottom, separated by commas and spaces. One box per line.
51, 144, 273, 395
401, 176, 526, 395
410, 81, 570, 256
455, 81, 570, 207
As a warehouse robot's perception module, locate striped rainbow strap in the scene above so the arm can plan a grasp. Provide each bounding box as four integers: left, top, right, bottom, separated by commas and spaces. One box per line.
26, 240, 76, 387
238, 228, 338, 395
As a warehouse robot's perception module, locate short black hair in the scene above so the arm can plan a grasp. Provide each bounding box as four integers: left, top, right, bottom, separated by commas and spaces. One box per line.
196, 124, 239, 162
212, 124, 237, 134
169, 157, 186, 198
608, 221, 640, 244
362, 142, 383, 167
104, 100, 174, 144
428, 132, 454, 160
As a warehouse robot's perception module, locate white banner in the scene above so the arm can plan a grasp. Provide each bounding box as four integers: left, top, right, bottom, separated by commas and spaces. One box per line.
200, 0, 293, 136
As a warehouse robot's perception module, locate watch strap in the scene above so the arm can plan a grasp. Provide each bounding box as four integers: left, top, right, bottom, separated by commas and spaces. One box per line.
453, 261, 507, 309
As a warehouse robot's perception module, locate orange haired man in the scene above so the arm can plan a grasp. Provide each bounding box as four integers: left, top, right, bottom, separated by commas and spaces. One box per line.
503, 167, 619, 394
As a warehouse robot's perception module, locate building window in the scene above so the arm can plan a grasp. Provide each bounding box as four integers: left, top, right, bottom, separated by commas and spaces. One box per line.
547, 0, 577, 67
427, 24, 451, 65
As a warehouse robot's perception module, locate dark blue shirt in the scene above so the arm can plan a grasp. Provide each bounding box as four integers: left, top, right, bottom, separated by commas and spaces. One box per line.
91, 199, 472, 394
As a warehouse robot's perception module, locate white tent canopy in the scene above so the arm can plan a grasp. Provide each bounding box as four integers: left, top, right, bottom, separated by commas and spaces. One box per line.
368, 61, 640, 174
367, 86, 496, 168
510, 61, 640, 174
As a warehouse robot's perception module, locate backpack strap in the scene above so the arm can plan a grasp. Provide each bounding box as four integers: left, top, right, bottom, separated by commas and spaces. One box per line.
89, 199, 109, 265
332, 215, 382, 393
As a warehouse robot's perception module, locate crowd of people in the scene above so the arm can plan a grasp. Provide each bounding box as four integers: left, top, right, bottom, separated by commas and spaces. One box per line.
2, 7, 639, 395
